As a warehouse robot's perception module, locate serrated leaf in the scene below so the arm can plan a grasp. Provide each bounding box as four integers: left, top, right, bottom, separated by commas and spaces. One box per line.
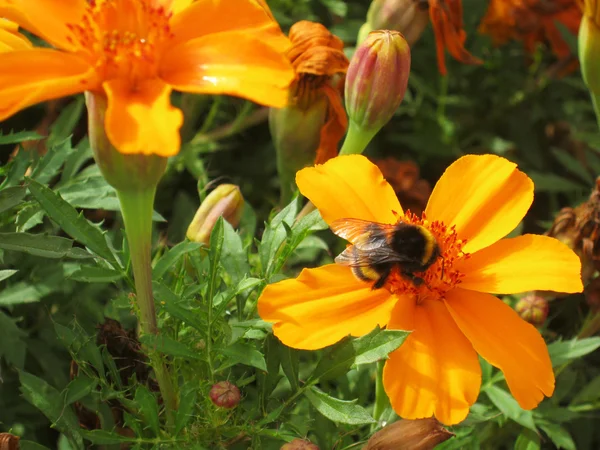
154, 282, 207, 332
81, 430, 136, 445
54, 323, 105, 379
48, 96, 84, 146
2, 147, 31, 188
64, 376, 97, 405
0, 232, 73, 258
134, 385, 160, 436
153, 240, 202, 279
31, 139, 74, 184
548, 338, 600, 366
0, 185, 27, 213
485, 385, 537, 432
540, 423, 576, 450
514, 429, 541, 450
69, 265, 123, 283
140, 334, 202, 360
221, 220, 250, 286
260, 198, 299, 276
175, 382, 197, 435
0, 130, 42, 145
27, 178, 119, 267
304, 386, 375, 425
19, 371, 83, 448
219, 342, 267, 372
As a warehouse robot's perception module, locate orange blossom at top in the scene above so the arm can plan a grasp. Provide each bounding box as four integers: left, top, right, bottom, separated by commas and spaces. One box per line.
0, 0, 295, 156
258, 154, 583, 425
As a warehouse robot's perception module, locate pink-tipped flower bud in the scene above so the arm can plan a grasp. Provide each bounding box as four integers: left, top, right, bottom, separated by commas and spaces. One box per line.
186, 184, 244, 245
358, 0, 430, 46
209, 381, 241, 409
515, 293, 550, 327
281, 438, 319, 450
341, 30, 410, 155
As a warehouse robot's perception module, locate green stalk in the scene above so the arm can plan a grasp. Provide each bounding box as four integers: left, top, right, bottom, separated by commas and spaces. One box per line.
371, 360, 388, 427
339, 121, 376, 156
592, 93, 600, 131
117, 188, 178, 427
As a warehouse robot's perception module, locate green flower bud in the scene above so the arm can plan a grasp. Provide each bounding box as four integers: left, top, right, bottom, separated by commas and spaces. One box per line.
579, 0, 600, 125
341, 30, 411, 155
186, 184, 244, 245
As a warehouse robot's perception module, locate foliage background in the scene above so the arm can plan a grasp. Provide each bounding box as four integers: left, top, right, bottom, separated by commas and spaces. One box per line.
1, 0, 600, 449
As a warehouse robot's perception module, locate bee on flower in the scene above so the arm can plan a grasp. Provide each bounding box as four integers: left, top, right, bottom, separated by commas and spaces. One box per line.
258, 154, 583, 425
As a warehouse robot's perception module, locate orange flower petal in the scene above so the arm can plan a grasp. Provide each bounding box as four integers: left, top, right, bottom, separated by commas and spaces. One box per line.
458, 234, 583, 294
314, 84, 348, 164
257, 264, 396, 350
296, 155, 402, 225
383, 297, 481, 425
0, 49, 93, 121
425, 154, 533, 254
0, 21, 31, 51
168, 0, 193, 15
103, 78, 183, 156
0, 0, 87, 51
159, 31, 294, 109
169, 0, 290, 53
445, 288, 555, 410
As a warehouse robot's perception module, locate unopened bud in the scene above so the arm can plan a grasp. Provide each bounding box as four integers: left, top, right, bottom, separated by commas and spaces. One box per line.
515, 293, 549, 327
358, 0, 429, 46
580, 1, 600, 93
0, 433, 20, 450
209, 381, 241, 409
186, 184, 244, 245
281, 438, 319, 450
341, 30, 410, 155
364, 418, 453, 450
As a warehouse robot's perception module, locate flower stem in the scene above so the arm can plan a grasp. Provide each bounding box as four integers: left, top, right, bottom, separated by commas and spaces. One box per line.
592, 93, 600, 131
339, 121, 376, 156
372, 360, 388, 426
117, 188, 178, 427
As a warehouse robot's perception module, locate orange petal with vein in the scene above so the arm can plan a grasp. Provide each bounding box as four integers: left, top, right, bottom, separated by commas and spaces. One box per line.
258, 265, 396, 350
296, 155, 401, 225
458, 235, 583, 294
169, 0, 290, 53
445, 288, 555, 410
383, 297, 481, 425
103, 79, 183, 156
0, 49, 93, 121
314, 84, 348, 164
160, 32, 294, 109
425, 154, 533, 254
0, 0, 87, 51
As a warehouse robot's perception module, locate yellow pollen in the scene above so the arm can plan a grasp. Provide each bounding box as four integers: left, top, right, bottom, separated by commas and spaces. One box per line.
385, 211, 470, 302
66, 0, 174, 84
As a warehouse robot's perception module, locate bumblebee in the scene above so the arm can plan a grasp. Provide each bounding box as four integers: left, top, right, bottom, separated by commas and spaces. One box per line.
331, 218, 441, 289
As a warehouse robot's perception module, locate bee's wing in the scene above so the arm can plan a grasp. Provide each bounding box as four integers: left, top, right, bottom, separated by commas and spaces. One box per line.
335, 245, 413, 267
330, 218, 395, 250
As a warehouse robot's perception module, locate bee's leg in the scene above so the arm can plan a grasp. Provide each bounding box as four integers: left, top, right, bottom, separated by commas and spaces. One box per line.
372, 267, 391, 290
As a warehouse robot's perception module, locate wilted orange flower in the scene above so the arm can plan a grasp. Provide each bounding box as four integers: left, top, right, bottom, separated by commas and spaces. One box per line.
428, 0, 482, 75
285, 21, 349, 163
480, 0, 581, 63
0, 0, 294, 156
258, 154, 583, 425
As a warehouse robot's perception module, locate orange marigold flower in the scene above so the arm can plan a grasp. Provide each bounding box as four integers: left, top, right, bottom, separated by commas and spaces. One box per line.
258, 154, 583, 425
285, 20, 349, 164
0, 0, 294, 156
428, 0, 482, 75
480, 0, 582, 62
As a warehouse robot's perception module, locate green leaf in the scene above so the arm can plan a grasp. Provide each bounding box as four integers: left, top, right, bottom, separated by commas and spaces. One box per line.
0, 232, 73, 258
304, 386, 375, 425
154, 282, 207, 332
260, 198, 299, 276
514, 429, 541, 450
529, 172, 586, 193
548, 338, 600, 366
221, 220, 250, 286
219, 342, 267, 372
153, 240, 202, 279
69, 265, 123, 283
140, 334, 202, 360
81, 430, 136, 445
27, 178, 119, 267
0, 269, 18, 282
309, 327, 410, 383
0, 185, 27, 213
0, 130, 42, 145
0, 310, 27, 368
570, 374, 600, 405
485, 385, 537, 432
31, 139, 74, 184
48, 96, 84, 146
539, 423, 576, 450
175, 382, 197, 435
20, 442, 53, 450
64, 376, 97, 405
235, 277, 262, 295
0, 282, 44, 305
2, 146, 31, 188
19, 371, 83, 448
60, 138, 92, 183
279, 344, 299, 392
54, 323, 105, 379
134, 385, 160, 436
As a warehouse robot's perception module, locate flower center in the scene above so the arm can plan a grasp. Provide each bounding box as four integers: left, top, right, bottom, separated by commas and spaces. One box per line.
67, 0, 173, 84
385, 211, 470, 302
